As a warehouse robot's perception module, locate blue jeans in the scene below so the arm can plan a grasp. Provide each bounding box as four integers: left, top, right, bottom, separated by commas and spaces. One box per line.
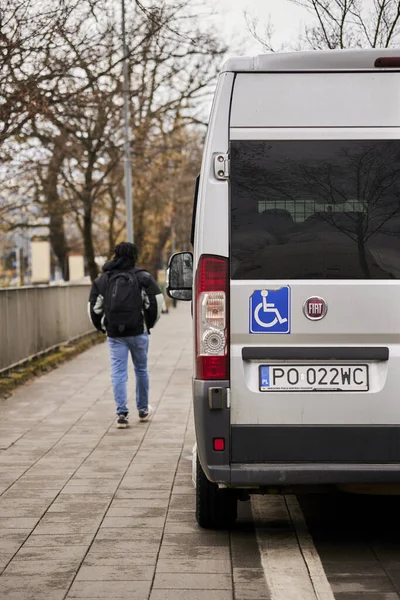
107, 333, 149, 414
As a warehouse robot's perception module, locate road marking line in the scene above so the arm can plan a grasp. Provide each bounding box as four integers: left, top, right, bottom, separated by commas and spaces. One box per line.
252, 495, 335, 600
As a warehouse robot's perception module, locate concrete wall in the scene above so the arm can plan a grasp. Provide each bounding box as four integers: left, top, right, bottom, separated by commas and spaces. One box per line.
31, 241, 51, 284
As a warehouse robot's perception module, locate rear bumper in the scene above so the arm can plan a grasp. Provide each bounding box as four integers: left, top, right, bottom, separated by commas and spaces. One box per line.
204, 463, 400, 486
229, 463, 400, 486
193, 379, 400, 488
231, 425, 400, 463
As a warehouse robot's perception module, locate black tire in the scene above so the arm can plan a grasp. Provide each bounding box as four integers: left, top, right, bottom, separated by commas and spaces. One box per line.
195, 455, 237, 529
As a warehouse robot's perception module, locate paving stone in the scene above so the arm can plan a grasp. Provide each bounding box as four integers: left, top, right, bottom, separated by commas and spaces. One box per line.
322, 561, 385, 576
150, 591, 233, 600
156, 558, 231, 574
0, 506, 48, 518
165, 510, 196, 523
105, 504, 167, 518
47, 497, 110, 513
231, 539, 263, 569
114, 489, 171, 500
153, 573, 232, 589
67, 579, 151, 598
0, 529, 31, 546
0, 574, 72, 599
118, 480, 172, 491
334, 595, 399, 600
384, 567, 400, 592
75, 565, 154, 580
373, 546, 400, 569
163, 521, 207, 534
15, 545, 88, 562
234, 582, 271, 599
33, 518, 102, 535
171, 485, 195, 495
61, 483, 118, 494
1, 488, 60, 501
233, 568, 266, 583
168, 494, 196, 511
95, 528, 162, 542
316, 543, 377, 562
24, 534, 94, 547
82, 552, 157, 567
8, 479, 68, 490
159, 545, 231, 561
330, 576, 396, 594
4, 559, 77, 576
90, 539, 160, 554
0, 517, 40, 529
161, 532, 230, 547
101, 516, 166, 529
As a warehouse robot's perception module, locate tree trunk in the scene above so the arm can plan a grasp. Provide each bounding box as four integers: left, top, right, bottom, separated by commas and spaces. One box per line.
43, 140, 69, 280
83, 210, 98, 281
107, 190, 118, 256
147, 225, 171, 278
50, 211, 69, 281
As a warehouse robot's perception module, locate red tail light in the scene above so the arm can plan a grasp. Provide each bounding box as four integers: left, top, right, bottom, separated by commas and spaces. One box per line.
375, 57, 400, 68
195, 255, 229, 380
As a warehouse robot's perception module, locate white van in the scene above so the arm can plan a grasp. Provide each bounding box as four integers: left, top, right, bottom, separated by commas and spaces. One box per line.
167, 49, 400, 529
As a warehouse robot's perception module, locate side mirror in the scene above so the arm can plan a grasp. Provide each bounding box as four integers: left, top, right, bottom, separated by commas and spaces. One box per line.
166, 251, 193, 301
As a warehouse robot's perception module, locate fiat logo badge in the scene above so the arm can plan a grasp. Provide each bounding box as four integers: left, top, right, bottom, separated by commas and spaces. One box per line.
303, 297, 327, 321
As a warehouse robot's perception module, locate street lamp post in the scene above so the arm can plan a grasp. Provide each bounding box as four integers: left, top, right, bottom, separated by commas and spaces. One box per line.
122, 0, 134, 243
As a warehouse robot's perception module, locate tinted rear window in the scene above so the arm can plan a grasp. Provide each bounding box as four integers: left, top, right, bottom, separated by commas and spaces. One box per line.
230, 140, 400, 279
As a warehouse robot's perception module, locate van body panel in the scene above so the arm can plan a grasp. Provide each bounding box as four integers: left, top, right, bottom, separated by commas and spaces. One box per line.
193, 72, 232, 264
193, 379, 230, 483
222, 48, 400, 73
230, 128, 400, 141
231, 73, 400, 128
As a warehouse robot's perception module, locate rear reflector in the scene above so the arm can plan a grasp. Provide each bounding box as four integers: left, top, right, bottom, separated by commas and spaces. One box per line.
375, 57, 400, 68
198, 356, 227, 380
213, 438, 225, 451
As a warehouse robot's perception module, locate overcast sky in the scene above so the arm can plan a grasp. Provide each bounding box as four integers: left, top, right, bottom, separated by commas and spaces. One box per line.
209, 0, 313, 55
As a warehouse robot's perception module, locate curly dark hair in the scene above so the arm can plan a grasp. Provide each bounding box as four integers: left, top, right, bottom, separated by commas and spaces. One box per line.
114, 242, 138, 265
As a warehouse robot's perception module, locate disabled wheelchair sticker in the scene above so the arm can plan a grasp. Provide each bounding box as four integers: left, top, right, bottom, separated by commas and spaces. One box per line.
249, 287, 290, 334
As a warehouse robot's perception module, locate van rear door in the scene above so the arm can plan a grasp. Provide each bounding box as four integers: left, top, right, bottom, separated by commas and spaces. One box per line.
228, 73, 400, 464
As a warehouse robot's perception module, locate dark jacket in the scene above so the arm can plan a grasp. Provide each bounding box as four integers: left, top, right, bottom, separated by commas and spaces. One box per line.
88, 257, 163, 337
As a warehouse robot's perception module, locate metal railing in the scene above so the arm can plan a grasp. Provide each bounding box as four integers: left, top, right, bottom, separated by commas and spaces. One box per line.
0, 283, 94, 372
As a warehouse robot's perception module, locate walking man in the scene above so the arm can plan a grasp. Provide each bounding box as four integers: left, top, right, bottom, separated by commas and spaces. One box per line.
88, 243, 163, 428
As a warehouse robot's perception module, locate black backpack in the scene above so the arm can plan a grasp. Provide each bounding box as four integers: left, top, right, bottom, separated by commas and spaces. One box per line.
104, 269, 143, 335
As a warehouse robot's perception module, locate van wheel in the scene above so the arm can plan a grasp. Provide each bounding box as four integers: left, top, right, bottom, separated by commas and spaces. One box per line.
196, 455, 237, 529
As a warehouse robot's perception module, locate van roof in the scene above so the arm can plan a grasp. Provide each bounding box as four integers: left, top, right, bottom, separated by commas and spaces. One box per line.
221, 48, 400, 73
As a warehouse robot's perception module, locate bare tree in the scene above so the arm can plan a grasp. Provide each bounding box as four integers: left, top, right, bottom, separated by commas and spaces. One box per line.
36, 133, 70, 280
0, 0, 80, 145
249, 0, 400, 51
1, 0, 225, 283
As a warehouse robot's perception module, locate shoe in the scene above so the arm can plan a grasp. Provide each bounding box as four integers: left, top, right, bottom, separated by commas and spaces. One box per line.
117, 413, 129, 429
138, 405, 153, 422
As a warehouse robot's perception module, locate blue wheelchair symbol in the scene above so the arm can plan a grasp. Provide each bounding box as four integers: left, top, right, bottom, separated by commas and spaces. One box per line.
250, 287, 290, 334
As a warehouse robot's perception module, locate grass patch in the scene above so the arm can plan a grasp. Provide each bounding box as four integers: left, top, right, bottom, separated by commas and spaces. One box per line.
0, 332, 105, 400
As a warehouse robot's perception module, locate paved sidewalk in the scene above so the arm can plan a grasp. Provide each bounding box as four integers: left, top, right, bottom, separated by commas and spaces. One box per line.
6, 301, 400, 599
0, 304, 266, 600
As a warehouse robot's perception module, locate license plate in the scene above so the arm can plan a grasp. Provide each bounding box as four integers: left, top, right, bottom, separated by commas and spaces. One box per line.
259, 364, 369, 391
